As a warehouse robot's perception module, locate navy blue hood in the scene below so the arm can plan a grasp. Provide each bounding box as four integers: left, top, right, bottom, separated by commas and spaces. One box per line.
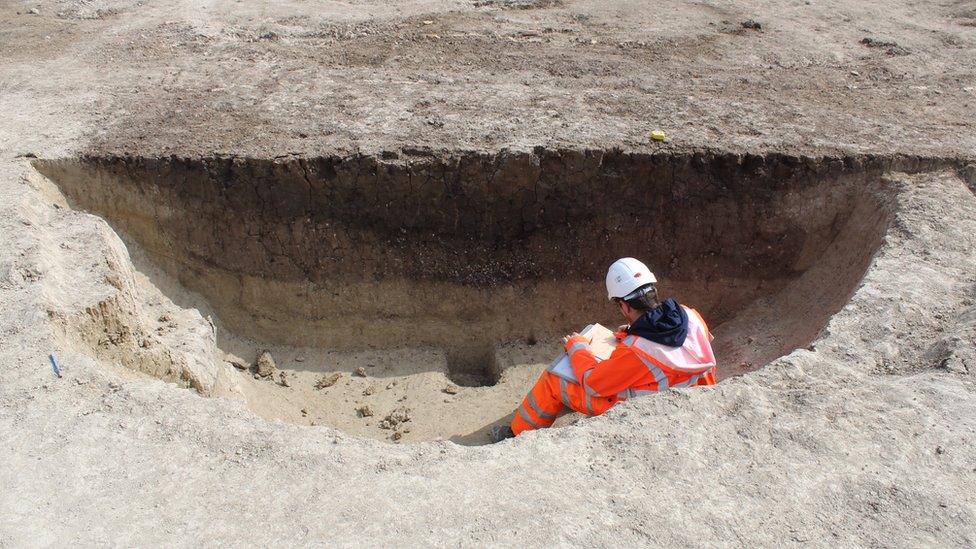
626, 298, 688, 347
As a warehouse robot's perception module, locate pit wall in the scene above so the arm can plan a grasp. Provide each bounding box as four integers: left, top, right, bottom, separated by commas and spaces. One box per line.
25, 166, 233, 396
33, 151, 946, 363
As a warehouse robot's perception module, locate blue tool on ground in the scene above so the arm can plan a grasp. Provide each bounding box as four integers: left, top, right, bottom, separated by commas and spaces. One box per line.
48, 353, 62, 378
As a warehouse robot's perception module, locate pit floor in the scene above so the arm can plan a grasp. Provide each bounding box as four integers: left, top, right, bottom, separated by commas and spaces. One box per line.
123, 236, 575, 444
225, 340, 549, 445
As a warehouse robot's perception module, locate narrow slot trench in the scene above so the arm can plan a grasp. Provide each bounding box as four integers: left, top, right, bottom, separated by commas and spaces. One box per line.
446, 342, 502, 387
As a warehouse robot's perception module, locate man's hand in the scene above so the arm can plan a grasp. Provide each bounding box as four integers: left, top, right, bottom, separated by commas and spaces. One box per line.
563, 332, 591, 353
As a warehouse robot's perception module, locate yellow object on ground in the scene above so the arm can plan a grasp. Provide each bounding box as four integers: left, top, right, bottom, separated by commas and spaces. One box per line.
651, 130, 667, 141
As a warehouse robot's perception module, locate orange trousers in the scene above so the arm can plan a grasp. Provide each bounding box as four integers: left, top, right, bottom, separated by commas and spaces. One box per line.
510, 371, 617, 435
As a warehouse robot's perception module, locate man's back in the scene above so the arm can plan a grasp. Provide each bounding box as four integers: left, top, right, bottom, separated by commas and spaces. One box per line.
568, 300, 717, 399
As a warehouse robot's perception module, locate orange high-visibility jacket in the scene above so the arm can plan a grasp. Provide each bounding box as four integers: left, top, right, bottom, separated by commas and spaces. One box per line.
564, 306, 717, 406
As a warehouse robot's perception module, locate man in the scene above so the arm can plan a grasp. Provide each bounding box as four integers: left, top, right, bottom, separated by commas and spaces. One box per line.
489, 257, 717, 442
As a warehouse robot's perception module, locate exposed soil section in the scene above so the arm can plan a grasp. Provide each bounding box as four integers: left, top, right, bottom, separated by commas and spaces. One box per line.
34, 151, 905, 349
31, 150, 946, 442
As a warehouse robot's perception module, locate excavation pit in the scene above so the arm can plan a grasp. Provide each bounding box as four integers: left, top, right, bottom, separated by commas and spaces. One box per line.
35, 150, 900, 444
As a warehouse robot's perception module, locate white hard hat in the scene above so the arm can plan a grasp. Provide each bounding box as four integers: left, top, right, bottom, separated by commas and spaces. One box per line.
606, 257, 657, 301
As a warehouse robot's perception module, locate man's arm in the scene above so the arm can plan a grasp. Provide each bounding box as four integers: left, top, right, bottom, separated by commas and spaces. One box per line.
564, 335, 648, 398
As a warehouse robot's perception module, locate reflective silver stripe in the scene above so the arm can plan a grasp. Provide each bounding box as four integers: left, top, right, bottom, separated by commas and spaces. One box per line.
616, 388, 636, 399
527, 392, 556, 420
624, 335, 671, 391
517, 405, 542, 428
567, 342, 589, 358
581, 369, 597, 396
625, 334, 715, 392
672, 374, 701, 388
584, 390, 593, 415
633, 353, 670, 391
559, 378, 572, 407
629, 330, 715, 373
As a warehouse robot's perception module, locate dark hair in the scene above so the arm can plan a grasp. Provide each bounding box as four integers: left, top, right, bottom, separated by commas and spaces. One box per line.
615, 284, 660, 311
